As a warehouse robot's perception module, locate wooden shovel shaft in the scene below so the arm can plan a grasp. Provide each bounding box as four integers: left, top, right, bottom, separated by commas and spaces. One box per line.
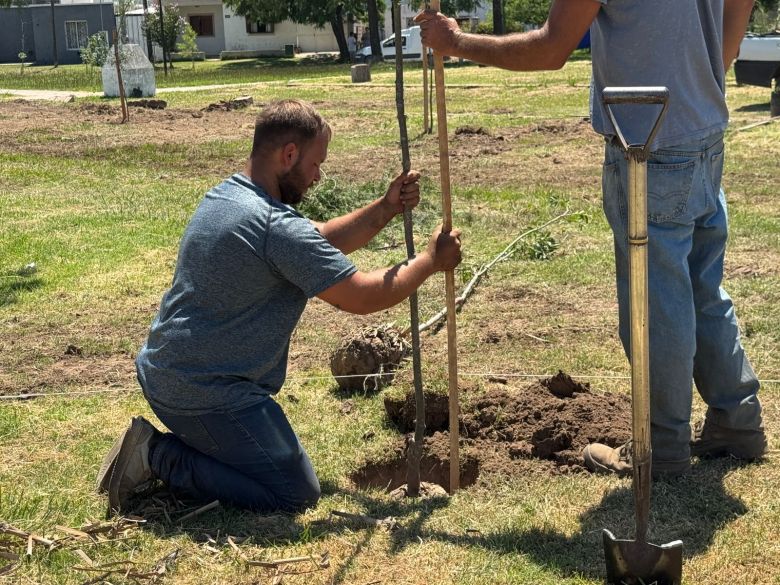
627, 151, 651, 542
429, 0, 460, 493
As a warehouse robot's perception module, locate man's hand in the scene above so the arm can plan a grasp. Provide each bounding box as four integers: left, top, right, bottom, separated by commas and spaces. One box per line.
425, 224, 462, 272
414, 10, 462, 56
384, 170, 421, 215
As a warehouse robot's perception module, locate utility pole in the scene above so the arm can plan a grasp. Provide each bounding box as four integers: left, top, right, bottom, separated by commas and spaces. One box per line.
49, 0, 58, 67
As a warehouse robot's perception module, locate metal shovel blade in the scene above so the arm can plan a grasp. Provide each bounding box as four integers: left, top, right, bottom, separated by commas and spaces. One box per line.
603, 529, 682, 585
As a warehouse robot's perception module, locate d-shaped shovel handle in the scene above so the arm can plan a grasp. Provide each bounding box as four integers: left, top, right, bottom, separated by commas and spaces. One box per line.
602, 86, 669, 158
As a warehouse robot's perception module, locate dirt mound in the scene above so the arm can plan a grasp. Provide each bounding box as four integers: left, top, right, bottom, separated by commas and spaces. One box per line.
329, 325, 410, 392
379, 372, 631, 477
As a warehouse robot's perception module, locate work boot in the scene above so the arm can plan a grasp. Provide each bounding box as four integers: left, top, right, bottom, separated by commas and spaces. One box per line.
105, 416, 161, 513
583, 441, 691, 479
690, 419, 767, 460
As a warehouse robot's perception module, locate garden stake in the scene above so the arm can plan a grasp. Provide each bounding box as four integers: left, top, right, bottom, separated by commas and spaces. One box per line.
392, 0, 425, 497
601, 86, 682, 585
430, 0, 460, 493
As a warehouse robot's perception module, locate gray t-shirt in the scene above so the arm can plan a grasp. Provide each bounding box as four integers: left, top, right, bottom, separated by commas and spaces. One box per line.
590, 0, 728, 149
136, 174, 357, 415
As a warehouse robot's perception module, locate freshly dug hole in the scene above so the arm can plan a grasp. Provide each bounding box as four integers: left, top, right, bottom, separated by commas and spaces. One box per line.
351, 432, 480, 493
330, 325, 410, 392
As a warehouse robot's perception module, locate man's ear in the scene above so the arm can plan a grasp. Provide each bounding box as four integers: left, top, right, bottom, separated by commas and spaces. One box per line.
281, 142, 299, 170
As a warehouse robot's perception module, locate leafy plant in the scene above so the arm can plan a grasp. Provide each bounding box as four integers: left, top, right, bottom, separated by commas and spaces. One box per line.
520, 229, 559, 260
18, 51, 27, 74
177, 23, 199, 69
143, 4, 187, 64
81, 33, 109, 69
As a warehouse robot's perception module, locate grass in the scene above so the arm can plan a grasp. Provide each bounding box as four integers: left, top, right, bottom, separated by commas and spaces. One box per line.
1, 55, 779, 584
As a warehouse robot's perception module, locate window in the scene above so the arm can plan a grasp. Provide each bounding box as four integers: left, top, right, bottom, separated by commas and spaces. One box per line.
189, 15, 214, 37
64, 20, 88, 51
245, 19, 274, 34
382, 35, 406, 49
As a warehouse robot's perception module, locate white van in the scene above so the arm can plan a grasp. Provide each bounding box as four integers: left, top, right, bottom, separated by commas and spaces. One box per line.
357, 26, 424, 62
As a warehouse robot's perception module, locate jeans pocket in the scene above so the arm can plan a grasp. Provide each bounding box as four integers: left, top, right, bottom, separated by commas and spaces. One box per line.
647, 159, 697, 224
167, 415, 221, 456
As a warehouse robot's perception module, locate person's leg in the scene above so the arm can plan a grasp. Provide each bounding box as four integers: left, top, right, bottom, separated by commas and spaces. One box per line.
149, 396, 320, 512
688, 139, 765, 457
588, 138, 710, 472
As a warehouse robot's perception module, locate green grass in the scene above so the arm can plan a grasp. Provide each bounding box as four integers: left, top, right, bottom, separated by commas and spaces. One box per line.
1, 56, 779, 584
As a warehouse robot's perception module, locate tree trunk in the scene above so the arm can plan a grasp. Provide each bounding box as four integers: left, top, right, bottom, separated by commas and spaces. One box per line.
367, 0, 383, 62
330, 5, 350, 63
141, 0, 154, 59
49, 0, 58, 67
492, 0, 504, 35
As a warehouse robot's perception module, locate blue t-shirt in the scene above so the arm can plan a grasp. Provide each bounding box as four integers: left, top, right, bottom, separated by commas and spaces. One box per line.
136, 174, 357, 415
590, 0, 728, 149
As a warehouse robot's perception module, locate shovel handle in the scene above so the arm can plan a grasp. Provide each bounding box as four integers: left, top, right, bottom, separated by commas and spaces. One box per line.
429, 0, 460, 494
602, 86, 669, 156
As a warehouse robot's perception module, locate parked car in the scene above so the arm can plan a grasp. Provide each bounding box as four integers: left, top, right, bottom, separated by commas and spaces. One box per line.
735, 33, 780, 88
358, 26, 423, 62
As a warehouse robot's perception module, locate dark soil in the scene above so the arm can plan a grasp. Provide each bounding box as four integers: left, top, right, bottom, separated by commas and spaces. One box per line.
366, 372, 632, 485
329, 326, 410, 392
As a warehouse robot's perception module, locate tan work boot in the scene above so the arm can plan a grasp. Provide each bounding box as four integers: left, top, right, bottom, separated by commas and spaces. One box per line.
105, 416, 161, 513
690, 419, 767, 460
583, 441, 690, 479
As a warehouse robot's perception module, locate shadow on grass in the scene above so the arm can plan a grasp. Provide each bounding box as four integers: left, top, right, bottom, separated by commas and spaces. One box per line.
735, 102, 770, 113
416, 458, 758, 581
0, 272, 42, 307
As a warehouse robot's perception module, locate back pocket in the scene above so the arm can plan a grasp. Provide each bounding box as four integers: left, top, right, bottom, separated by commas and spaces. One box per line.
646, 159, 697, 224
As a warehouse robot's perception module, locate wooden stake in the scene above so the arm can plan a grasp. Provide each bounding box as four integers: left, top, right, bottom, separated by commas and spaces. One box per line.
393, 0, 425, 497
429, 0, 459, 493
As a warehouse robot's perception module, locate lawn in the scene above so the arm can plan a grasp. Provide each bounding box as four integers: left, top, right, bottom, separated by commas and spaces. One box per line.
0, 56, 778, 584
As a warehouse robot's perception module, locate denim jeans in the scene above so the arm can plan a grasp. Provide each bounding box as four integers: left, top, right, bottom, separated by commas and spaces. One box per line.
602, 132, 763, 462
148, 396, 320, 512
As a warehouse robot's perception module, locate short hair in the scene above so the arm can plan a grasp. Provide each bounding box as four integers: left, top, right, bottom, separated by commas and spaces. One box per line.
251, 99, 331, 157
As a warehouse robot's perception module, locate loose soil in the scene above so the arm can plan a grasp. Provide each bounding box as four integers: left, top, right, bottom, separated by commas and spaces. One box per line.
329, 325, 410, 392
354, 372, 632, 489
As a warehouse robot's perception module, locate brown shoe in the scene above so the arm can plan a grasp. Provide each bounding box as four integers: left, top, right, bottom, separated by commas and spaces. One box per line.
583, 441, 690, 479
106, 417, 161, 513
690, 419, 767, 460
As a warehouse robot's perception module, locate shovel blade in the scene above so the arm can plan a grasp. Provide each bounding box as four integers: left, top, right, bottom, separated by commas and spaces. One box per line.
603, 529, 682, 585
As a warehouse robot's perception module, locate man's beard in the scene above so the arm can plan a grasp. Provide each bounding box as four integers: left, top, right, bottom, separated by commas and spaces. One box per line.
278, 162, 309, 206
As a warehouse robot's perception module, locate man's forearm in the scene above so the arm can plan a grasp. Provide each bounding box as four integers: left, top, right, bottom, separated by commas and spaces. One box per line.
447, 28, 566, 71
315, 196, 396, 255
723, 0, 755, 70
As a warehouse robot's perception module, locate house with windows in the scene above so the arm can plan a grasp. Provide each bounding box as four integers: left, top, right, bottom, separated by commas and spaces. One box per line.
126, 0, 340, 60
0, 0, 115, 65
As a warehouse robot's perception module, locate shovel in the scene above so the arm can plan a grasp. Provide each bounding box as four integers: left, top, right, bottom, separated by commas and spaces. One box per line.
600, 87, 683, 585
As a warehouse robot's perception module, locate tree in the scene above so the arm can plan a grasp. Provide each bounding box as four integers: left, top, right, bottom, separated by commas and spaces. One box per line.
177, 23, 199, 68
115, 0, 136, 43
492, 0, 504, 34
223, 0, 368, 63
49, 0, 58, 67
81, 32, 109, 68
504, 0, 550, 28
142, 4, 186, 67
366, 0, 383, 62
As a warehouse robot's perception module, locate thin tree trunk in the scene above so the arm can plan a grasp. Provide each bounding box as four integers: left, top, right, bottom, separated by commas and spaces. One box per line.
392, 0, 425, 498
492, 0, 504, 35
367, 0, 383, 62
158, 0, 168, 75
330, 5, 349, 63
49, 0, 58, 67
142, 0, 154, 59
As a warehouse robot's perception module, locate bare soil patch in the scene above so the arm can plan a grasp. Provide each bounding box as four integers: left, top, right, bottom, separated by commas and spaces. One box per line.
360, 372, 631, 488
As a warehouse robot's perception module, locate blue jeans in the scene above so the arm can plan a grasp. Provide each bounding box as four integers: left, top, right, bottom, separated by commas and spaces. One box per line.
602, 132, 763, 462
148, 396, 320, 512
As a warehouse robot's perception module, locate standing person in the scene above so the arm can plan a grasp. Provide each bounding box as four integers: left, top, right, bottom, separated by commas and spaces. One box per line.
416, 0, 766, 477
97, 99, 463, 514
347, 32, 358, 62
